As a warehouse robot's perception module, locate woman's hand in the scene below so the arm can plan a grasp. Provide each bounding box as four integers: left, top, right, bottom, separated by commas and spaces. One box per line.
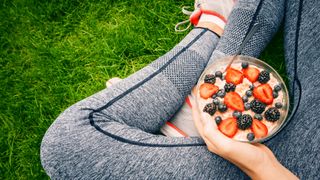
190, 89, 298, 180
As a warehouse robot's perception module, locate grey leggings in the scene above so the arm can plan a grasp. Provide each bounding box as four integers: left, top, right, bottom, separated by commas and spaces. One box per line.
41, 0, 320, 179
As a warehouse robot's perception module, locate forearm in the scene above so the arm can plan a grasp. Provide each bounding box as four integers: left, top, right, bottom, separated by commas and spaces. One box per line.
248, 158, 298, 180
225, 144, 298, 180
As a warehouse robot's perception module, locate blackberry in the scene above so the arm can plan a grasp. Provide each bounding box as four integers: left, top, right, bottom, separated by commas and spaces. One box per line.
215, 71, 223, 79
213, 98, 220, 105
244, 103, 251, 110
247, 133, 255, 141
274, 84, 282, 92
204, 74, 216, 84
217, 89, 226, 98
242, 95, 249, 102
254, 114, 263, 120
273, 91, 279, 98
265, 107, 280, 122
233, 111, 242, 119
275, 102, 283, 109
215, 116, 222, 125
250, 99, 266, 114
237, 114, 253, 130
246, 90, 252, 97
242, 62, 249, 69
203, 103, 216, 116
249, 84, 254, 90
218, 103, 228, 112
224, 83, 236, 92
258, 70, 270, 84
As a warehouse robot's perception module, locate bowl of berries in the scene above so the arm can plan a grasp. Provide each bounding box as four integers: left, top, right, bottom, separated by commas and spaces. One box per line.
195, 55, 289, 143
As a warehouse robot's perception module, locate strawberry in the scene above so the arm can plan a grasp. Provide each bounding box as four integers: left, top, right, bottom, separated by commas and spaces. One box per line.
224, 92, 245, 111
253, 84, 274, 105
251, 119, 268, 138
199, 83, 219, 99
218, 118, 238, 138
225, 68, 244, 85
242, 67, 260, 83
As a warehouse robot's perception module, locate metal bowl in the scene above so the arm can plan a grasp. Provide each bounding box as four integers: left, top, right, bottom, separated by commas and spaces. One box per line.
195, 55, 289, 143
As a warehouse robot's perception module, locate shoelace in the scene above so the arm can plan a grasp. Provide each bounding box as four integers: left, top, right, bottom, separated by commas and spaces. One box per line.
174, 6, 194, 32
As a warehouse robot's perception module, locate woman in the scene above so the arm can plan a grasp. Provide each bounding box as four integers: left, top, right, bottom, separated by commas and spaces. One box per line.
41, 0, 319, 179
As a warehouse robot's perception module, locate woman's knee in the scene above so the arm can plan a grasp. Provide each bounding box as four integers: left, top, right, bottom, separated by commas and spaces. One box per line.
40, 104, 96, 177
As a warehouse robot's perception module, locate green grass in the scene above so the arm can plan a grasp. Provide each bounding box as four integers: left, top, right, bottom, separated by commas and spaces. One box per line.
0, 0, 285, 179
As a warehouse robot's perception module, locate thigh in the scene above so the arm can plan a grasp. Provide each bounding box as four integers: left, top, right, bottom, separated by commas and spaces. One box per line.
266, 0, 320, 178
41, 109, 248, 179
266, 88, 320, 179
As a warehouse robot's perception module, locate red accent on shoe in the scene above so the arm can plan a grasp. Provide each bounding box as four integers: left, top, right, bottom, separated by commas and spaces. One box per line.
190, 9, 227, 26
185, 96, 192, 108
190, 9, 202, 25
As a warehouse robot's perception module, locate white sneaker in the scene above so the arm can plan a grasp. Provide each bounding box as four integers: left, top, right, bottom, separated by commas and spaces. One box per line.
175, 0, 237, 32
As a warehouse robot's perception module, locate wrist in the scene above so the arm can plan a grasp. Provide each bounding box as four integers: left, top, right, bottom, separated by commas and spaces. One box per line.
248, 157, 298, 180
248, 156, 278, 179
220, 144, 282, 179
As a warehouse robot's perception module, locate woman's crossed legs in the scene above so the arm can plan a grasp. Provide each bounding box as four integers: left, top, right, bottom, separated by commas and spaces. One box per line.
40, 0, 320, 179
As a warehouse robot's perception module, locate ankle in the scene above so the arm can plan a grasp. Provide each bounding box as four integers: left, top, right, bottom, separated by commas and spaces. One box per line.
196, 13, 226, 36
196, 22, 223, 36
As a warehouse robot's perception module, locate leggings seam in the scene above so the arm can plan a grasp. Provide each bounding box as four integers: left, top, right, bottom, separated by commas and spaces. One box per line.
244, 0, 264, 39
174, 46, 210, 61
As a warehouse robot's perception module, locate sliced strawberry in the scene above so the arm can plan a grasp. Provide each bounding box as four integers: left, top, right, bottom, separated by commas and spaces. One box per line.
253, 84, 274, 105
224, 92, 245, 111
242, 67, 260, 83
199, 83, 219, 99
225, 68, 244, 85
218, 118, 238, 138
251, 119, 268, 138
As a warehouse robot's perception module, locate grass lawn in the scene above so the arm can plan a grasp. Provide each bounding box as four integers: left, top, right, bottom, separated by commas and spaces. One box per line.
0, 0, 285, 179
